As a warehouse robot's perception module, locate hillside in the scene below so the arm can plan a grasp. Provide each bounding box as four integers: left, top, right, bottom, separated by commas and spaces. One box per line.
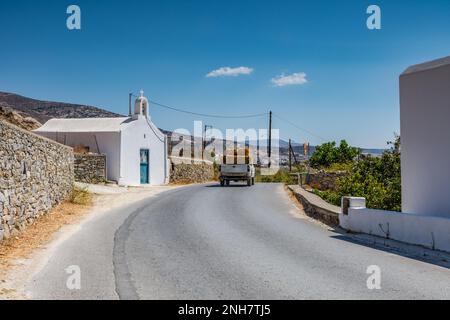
0, 104, 42, 131
0, 92, 123, 124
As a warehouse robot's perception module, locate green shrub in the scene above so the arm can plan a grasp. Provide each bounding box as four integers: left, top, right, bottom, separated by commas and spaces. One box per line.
311, 136, 401, 212
312, 189, 341, 206
337, 137, 401, 211
323, 162, 353, 172
255, 168, 302, 184
213, 161, 220, 180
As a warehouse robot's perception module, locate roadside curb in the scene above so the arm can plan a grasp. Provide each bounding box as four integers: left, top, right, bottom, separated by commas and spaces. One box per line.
287, 185, 340, 227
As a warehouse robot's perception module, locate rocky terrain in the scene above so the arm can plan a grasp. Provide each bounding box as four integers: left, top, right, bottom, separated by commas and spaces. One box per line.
0, 103, 42, 131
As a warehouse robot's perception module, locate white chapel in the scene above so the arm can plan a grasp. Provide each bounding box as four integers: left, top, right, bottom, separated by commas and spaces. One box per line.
35, 91, 169, 186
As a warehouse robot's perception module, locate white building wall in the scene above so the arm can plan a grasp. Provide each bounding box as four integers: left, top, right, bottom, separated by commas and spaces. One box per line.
338, 57, 450, 253
340, 207, 450, 253
36, 131, 121, 182
400, 61, 450, 218
119, 116, 167, 186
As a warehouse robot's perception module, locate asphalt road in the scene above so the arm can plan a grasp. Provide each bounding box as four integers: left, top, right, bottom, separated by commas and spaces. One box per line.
28, 183, 450, 299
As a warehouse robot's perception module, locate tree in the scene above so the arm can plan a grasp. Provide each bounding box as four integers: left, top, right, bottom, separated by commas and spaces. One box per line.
337, 135, 401, 211
309, 140, 359, 168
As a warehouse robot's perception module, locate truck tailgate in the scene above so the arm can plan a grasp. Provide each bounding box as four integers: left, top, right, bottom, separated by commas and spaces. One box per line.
221, 164, 248, 176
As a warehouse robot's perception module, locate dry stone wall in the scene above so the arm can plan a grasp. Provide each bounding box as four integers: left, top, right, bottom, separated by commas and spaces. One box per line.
306, 171, 347, 191
0, 120, 74, 240
170, 162, 215, 184
74, 154, 106, 183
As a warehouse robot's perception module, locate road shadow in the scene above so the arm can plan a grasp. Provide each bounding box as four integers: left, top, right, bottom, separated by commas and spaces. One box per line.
328, 227, 450, 269
205, 184, 251, 188
285, 185, 450, 270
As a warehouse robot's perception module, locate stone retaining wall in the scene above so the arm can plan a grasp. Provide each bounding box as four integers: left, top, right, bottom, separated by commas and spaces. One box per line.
170, 162, 215, 184
0, 120, 74, 240
74, 154, 106, 183
306, 171, 347, 191
288, 185, 341, 226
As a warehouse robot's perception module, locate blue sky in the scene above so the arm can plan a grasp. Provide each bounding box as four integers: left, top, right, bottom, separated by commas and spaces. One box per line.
1, 0, 450, 148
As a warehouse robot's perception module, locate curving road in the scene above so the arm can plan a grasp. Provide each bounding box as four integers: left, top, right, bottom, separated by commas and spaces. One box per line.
28, 183, 450, 299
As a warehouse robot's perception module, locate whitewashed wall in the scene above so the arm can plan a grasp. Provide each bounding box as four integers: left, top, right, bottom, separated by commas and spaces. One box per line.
119, 116, 167, 186
340, 207, 450, 253
400, 59, 450, 218
37, 131, 121, 183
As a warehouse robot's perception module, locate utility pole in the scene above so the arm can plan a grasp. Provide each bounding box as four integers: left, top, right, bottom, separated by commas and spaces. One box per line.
268, 111, 272, 168
289, 139, 292, 171
128, 93, 133, 116
256, 137, 260, 166
290, 141, 298, 167
202, 124, 212, 160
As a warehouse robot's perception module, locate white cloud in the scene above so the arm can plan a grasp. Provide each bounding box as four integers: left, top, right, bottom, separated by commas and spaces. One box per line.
206, 66, 253, 78
271, 72, 308, 87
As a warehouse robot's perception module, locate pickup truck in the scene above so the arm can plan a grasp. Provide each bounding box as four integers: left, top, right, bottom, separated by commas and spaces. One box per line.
220, 163, 255, 187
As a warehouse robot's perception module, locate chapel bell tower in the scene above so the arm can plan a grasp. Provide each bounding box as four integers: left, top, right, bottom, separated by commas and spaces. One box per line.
134, 90, 150, 119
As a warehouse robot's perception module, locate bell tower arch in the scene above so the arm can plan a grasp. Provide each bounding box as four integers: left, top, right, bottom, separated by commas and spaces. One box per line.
134, 90, 150, 119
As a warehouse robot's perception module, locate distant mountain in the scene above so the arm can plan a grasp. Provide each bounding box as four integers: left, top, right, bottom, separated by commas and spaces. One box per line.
249, 139, 302, 148
0, 92, 123, 124
360, 148, 385, 155
283, 143, 385, 156
280, 140, 302, 148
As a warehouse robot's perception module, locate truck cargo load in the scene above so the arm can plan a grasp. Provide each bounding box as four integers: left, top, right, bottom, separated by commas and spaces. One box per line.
220, 147, 255, 186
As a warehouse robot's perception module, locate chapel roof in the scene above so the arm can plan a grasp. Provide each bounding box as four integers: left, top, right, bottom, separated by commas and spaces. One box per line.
34, 117, 130, 133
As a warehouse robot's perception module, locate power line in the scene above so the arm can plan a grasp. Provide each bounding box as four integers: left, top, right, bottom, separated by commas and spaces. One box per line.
145, 97, 269, 119
132, 93, 327, 142
151, 100, 268, 119
272, 113, 328, 142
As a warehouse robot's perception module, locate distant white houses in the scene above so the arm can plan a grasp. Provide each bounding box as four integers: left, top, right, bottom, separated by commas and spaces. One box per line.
35, 91, 169, 186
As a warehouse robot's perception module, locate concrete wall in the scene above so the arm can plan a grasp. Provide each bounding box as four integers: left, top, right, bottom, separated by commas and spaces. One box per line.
0, 120, 74, 240
37, 131, 121, 183
400, 59, 450, 217
74, 154, 107, 183
340, 198, 450, 252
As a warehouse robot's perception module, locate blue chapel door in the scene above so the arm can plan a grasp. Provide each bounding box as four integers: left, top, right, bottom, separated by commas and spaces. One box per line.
140, 149, 149, 184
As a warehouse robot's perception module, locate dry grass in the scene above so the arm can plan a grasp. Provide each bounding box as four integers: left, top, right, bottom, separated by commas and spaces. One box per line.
69, 186, 93, 205
0, 198, 93, 277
